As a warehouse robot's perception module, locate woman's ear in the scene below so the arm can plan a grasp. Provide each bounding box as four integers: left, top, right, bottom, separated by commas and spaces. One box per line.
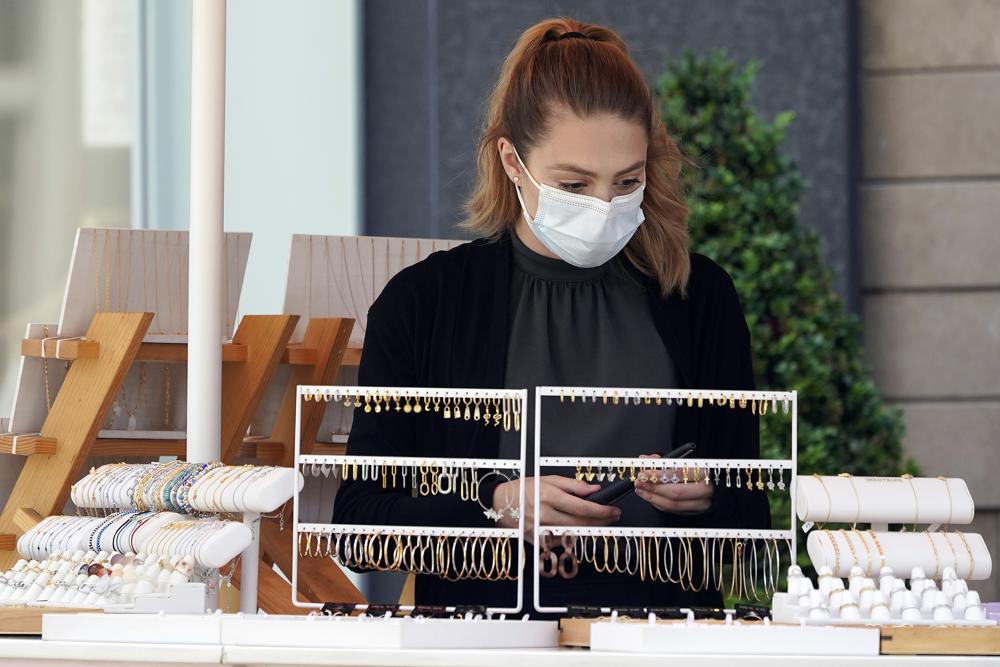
496, 137, 522, 183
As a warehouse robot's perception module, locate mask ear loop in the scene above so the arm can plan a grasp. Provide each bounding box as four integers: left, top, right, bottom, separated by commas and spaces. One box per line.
511, 145, 545, 226
511, 144, 542, 191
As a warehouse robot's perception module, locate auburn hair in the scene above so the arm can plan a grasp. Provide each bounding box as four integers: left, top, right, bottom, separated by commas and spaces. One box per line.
460, 17, 692, 297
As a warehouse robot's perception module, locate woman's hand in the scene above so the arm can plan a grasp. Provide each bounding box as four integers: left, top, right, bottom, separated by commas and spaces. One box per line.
633, 454, 713, 514
493, 476, 621, 543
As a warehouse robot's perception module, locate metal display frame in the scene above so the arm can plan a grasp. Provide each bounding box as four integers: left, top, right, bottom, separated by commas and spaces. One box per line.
532, 386, 798, 614
292, 385, 529, 615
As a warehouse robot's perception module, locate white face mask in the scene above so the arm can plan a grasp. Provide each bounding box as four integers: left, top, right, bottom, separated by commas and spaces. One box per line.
512, 144, 646, 268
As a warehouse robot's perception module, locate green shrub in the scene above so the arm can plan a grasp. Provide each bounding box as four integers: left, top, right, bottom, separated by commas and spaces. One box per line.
655, 50, 917, 565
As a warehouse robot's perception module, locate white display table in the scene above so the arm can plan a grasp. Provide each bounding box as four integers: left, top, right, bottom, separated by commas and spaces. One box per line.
0, 638, 996, 667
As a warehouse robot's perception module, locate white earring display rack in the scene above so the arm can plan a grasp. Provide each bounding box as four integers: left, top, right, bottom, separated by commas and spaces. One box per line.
292, 385, 529, 615
229, 383, 560, 650
532, 386, 798, 616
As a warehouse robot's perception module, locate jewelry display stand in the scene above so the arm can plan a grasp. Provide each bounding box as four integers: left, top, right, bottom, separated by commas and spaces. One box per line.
0, 227, 362, 629
217, 384, 560, 650
540, 387, 817, 653
3, 459, 305, 621
768, 471, 997, 652
761, 464, 999, 654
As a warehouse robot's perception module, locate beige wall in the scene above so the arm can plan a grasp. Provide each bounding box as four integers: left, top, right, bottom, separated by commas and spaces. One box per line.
860, 0, 1000, 599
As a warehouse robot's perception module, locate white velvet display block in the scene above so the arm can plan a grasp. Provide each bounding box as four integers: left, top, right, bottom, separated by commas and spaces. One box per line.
588, 617, 879, 656
218, 614, 559, 650
43, 611, 223, 644
795, 475, 973, 526
806, 529, 991, 580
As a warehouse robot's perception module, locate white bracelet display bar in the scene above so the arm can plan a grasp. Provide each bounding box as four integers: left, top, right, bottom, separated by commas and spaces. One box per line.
795, 474, 974, 526
533, 385, 797, 614
292, 385, 530, 616
71, 462, 303, 514
140, 518, 252, 569
16, 513, 252, 570
17, 513, 183, 561
806, 529, 991, 580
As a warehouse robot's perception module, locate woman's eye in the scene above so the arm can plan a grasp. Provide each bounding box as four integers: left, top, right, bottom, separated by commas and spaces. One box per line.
559, 182, 585, 192
618, 178, 642, 190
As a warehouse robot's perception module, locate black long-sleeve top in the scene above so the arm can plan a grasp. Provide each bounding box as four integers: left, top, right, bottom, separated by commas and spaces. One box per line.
331, 231, 770, 612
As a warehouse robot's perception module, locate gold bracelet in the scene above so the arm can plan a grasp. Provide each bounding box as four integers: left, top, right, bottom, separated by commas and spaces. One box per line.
937, 476, 954, 528
826, 529, 841, 575
955, 530, 976, 579
925, 531, 941, 579
814, 474, 833, 525
839, 529, 859, 571
866, 530, 885, 572
853, 528, 874, 577
838, 472, 862, 527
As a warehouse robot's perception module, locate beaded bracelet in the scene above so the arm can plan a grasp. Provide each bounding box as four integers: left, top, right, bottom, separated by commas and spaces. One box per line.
178, 462, 224, 513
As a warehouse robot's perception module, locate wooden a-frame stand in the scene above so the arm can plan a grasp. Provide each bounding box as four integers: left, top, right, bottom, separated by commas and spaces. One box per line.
0, 312, 363, 615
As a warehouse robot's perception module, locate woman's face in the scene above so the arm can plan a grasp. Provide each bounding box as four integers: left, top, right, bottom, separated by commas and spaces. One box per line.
498, 106, 647, 257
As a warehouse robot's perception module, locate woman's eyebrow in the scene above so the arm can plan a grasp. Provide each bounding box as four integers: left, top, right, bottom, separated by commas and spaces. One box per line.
549, 159, 646, 177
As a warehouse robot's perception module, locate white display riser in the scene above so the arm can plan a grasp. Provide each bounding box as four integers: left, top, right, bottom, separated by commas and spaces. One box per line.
771, 593, 998, 628
43, 612, 223, 645
589, 618, 880, 656
42, 611, 558, 650
219, 614, 560, 650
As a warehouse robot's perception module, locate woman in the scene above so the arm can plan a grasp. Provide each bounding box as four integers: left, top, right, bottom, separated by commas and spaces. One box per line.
333, 17, 769, 613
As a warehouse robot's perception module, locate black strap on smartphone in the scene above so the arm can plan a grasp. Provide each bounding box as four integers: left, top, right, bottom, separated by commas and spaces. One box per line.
583, 441, 696, 505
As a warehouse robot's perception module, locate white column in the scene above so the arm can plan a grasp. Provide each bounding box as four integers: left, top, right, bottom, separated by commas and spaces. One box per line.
186, 0, 226, 464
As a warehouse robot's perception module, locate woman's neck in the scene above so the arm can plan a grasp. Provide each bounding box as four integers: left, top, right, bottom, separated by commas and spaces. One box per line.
513, 219, 560, 260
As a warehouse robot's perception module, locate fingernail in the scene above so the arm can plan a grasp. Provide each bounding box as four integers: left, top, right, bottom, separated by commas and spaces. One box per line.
613, 509, 622, 518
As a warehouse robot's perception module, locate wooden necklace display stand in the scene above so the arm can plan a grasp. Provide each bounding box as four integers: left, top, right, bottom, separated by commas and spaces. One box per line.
0, 310, 364, 630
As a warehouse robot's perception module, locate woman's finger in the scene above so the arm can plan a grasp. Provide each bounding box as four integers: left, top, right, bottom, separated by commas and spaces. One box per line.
544, 475, 600, 497
635, 488, 711, 513
543, 484, 621, 520
635, 480, 714, 501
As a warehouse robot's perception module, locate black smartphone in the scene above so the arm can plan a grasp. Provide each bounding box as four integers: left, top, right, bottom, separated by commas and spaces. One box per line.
583, 441, 696, 505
